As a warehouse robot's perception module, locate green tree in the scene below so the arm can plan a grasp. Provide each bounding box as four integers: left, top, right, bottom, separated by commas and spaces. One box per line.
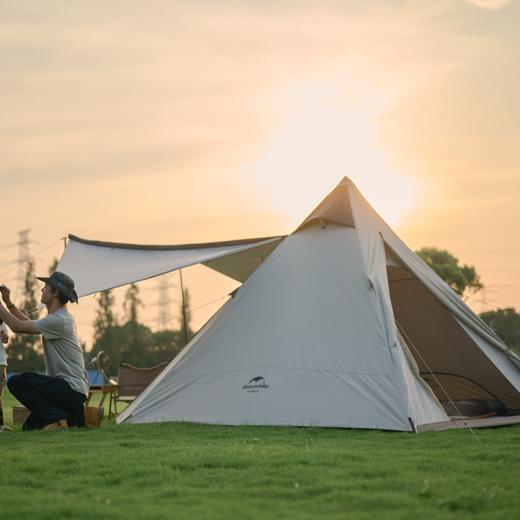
91, 284, 148, 375
415, 247, 483, 296
92, 290, 117, 344
92, 322, 155, 376
122, 283, 144, 363
150, 329, 185, 365
480, 308, 520, 354
91, 282, 193, 375
179, 288, 193, 346
123, 283, 142, 324
7, 260, 42, 372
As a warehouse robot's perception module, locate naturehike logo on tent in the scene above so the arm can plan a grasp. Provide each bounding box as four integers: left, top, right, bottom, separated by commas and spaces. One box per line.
243, 376, 269, 393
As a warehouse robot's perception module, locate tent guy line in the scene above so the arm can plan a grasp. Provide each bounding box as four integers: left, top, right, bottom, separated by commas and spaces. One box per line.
395, 319, 482, 445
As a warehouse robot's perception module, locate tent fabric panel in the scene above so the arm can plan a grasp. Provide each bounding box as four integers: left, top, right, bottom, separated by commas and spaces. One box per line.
357, 231, 448, 427
388, 275, 520, 409
57, 236, 282, 297
396, 332, 449, 426
456, 318, 520, 398
119, 368, 412, 431
383, 232, 508, 354
348, 180, 393, 233
120, 225, 411, 430
203, 239, 283, 282
356, 231, 399, 353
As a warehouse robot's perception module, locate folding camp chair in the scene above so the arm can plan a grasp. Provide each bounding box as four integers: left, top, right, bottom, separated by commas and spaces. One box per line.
114, 361, 169, 415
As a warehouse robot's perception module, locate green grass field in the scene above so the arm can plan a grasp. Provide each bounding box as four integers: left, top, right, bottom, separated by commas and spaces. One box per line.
2, 389, 520, 520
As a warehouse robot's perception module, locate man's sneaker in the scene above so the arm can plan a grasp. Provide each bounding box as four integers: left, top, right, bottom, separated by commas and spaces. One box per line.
0, 424, 12, 432
43, 420, 68, 431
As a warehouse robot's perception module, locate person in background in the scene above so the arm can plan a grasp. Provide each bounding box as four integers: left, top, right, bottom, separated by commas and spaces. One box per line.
0, 319, 9, 431
0, 273, 88, 431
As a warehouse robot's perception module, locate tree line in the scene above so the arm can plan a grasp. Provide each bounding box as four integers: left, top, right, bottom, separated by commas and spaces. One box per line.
5, 247, 520, 374
90, 283, 193, 375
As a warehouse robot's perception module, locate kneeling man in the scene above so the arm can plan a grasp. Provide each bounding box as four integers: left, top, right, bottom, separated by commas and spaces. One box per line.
0, 272, 88, 430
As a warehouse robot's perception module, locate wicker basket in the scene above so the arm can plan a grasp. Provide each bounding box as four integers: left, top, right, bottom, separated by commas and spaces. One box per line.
84, 406, 104, 428
12, 405, 30, 425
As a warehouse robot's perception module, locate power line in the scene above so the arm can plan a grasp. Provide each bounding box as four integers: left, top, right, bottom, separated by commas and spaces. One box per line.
456, 251, 520, 255
14, 229, 32, 305
0, 237, 64, 279
465, 295, 502, 311
150, 293, 229, 329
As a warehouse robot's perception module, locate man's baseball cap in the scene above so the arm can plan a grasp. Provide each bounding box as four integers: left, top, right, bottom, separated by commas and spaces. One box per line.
36, 271, 79, 304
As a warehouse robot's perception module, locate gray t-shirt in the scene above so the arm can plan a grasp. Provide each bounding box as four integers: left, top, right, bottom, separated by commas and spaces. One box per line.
35, 308, 89, 396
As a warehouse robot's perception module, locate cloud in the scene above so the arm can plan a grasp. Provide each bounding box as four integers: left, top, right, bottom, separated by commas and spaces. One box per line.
466, 0, 512, 9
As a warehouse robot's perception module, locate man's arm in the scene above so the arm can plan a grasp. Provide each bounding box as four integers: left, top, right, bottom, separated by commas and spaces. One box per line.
0, 304, 40, 334
0, 285, 30, 321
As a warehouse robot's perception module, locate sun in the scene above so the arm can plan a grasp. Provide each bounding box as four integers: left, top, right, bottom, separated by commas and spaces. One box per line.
247, 80, 420, 229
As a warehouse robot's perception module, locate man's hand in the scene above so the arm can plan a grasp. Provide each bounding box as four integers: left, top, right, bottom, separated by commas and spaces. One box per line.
0, 328, 8, 344
0, 285, 12, 306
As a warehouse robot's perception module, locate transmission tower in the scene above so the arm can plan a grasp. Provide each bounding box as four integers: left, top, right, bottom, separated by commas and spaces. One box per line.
15, 228, 33, 304
155, 275, 176, 330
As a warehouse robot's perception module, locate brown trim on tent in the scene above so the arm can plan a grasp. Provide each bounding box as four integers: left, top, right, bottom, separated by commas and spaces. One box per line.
68, 234, 286, 251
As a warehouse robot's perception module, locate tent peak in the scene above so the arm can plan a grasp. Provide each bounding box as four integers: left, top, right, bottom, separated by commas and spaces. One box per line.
337, 176, 352, 186
295, 177, 355, 232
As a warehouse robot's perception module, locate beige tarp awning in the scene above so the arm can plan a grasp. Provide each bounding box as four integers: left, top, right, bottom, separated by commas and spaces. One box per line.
57, 234, 285, 297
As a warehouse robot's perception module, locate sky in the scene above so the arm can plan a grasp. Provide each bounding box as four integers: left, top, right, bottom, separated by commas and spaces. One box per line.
1, 0, 519, 349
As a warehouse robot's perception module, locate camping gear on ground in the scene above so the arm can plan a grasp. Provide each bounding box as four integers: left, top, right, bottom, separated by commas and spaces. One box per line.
56, 177, 520, 432
441, 399, 507, 418
90, 350, 110, 385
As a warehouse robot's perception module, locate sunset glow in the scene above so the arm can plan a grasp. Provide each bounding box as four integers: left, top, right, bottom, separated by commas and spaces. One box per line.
1, 1, 519, 345
249, 81, 420, 227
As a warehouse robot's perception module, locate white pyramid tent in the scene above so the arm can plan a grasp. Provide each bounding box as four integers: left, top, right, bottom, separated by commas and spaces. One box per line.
58, 178, 520, 431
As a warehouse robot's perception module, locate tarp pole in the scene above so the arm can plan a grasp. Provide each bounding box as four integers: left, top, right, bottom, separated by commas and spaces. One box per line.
179, 269, 188, 346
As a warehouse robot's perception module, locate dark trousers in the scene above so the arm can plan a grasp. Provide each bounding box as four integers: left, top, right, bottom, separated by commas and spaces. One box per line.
7, 373, 86, 430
